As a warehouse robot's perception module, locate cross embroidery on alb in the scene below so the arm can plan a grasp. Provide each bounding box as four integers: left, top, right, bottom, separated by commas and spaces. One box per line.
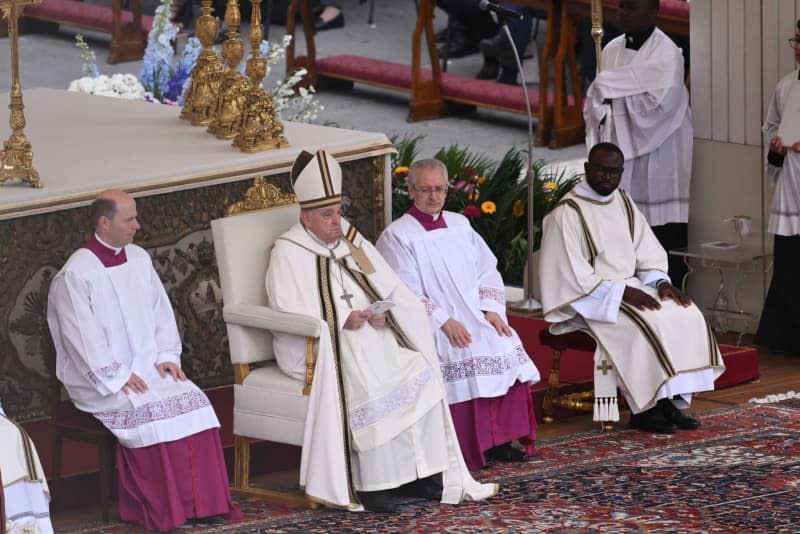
596, 360, 613, 375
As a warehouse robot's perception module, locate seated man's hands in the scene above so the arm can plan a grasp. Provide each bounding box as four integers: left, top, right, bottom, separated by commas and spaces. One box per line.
484, 311, 513, 336
368, 312, 386, 329
770, 135, 786, 155
157, 361, 187, 381
622, 286, 661, 311
441, 318, 472, 348
344, 310, 372, 330
122, 372, 148, 395
657, 282, 693, 307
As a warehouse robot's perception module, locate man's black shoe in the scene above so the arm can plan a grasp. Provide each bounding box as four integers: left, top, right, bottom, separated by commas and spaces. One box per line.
478, 32, 516, 60
658, 398, 701, 430
476, 57, 500, 80
357, 489, 398, 512
400, 474, 443, 500
437, 31, 478, 59
485, 443, 528, 462
630, 406, 678, 434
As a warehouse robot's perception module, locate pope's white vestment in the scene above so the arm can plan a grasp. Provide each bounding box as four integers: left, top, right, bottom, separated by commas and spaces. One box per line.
584, 27, 692, 226
47, 243, 220, 448
539, 182, 725, 416
1, 402, 53, 534
376, 211, 540, 404
266, 219, 497, 508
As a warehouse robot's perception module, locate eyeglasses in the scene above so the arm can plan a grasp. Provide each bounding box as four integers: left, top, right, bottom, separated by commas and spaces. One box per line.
412, 185, 450, 195
588, 163, 624, 177
788, 37, 800, 48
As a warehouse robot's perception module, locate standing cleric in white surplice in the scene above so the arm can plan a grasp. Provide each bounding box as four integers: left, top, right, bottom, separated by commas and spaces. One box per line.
266, 149, 497, 513
47, 190, 239, 532
756, 24, 800, 353
1, 400, 54, 534
583, 0, 692, 282
539, 143, 725, 435
376, 159, 540, 471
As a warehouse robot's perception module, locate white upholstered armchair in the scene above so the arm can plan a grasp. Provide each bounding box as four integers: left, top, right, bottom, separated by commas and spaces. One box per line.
211, 179, 320, 506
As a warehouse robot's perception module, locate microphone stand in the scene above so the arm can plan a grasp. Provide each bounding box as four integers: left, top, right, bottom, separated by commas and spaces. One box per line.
495, 11, 540, 312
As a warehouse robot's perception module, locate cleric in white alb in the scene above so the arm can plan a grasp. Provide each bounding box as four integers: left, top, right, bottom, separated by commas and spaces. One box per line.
47, 190, 240, 532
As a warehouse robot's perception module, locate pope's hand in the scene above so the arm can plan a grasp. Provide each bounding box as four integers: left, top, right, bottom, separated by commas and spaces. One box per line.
344, 310, 371, 330
122, 372, 148, 395
157, 361, 187, 381
368, 312, 386, 328
484, 311, 513, 336
441, 318, 472, 348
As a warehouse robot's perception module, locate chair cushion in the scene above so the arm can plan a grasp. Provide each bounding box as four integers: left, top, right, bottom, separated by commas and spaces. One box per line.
539, 329, 596, 352
233, 363, 308, 445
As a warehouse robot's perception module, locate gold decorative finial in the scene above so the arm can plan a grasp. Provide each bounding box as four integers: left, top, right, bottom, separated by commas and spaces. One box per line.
207, 0, 250, 139
226, 176, 296, 216
180, 0, 225, 126
0, 0, 43, 188
232, 0, 289, 152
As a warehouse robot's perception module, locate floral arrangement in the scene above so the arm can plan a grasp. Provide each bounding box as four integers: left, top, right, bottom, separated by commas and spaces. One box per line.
391, 135, 581, 285
68, 0, 323, 122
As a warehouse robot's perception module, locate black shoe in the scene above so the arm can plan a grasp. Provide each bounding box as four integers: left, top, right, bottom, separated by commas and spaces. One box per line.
437, 31, 478, 59
657, 398, 701, 430
400, 474, 443, 500
435, 28, 450, 43
314, 7, 345, 31
478, 32, 516, 60
496, 69, 518, 85
486, 443, 529, 462
630, 406, 678, 434
476, 57, 499, 80
357, 489, 398, 513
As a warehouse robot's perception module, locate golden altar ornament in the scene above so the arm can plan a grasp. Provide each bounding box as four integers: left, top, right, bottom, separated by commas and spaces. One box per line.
232, 0, 288, 153
180, 0, 225, 126
0, 0, 43, 188
207, 0, 250, 140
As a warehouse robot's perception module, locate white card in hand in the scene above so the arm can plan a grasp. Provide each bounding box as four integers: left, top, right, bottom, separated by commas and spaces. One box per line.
366, 288, 396, 315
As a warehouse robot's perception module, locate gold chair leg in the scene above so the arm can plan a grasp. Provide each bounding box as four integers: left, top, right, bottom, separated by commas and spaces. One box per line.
233, 435, 250, 491
542, 348, 563, 423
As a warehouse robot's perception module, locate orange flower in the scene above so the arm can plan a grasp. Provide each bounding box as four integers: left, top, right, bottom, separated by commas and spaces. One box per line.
481, 201, 496, 215
478, 175, 488, 185
393, 166, 409, 176
513, 199, 525, 218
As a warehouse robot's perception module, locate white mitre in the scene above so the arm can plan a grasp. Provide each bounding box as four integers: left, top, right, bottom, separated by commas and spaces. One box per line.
291, 149, 343, 209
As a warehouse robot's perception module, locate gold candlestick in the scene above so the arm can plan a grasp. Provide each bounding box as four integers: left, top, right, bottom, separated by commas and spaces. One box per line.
590, 0, 604, 73
180, 0, 225, 126
0, 0, 43, 188
232, 0, 288, 152
207, 0, 249, 139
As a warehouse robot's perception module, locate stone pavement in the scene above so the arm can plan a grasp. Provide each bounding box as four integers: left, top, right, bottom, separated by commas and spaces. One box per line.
0, 0, 587, 166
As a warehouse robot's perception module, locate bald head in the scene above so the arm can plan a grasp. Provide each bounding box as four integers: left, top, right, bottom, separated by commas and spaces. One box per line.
91, 190, 140, 248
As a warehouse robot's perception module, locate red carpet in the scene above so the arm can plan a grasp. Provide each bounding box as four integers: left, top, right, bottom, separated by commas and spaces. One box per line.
60, 399, 800, 533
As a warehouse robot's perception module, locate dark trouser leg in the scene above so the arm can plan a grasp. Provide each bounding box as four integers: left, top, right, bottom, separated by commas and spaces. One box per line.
756, 234, 800, 354
651, 222, 688, 286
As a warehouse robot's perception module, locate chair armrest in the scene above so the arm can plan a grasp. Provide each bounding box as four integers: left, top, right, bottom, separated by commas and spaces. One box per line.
223, 304, 321, 338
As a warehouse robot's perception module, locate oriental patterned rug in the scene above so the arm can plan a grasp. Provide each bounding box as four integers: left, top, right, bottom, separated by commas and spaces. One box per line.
62, 399, 800, 533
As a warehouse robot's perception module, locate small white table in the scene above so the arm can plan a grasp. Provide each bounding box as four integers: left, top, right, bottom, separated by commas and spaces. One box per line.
669, 245, 772, 345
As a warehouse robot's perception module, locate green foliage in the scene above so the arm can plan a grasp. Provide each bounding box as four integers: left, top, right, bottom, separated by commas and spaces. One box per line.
390, 136, 582, 285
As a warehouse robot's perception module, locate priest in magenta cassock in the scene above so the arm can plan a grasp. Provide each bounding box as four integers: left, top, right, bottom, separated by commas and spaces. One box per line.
266, 150, 498, 512
538, 143, 725, 434
47, 190, 241, 532
376, 159, 540, 471
1, 399, 54, 534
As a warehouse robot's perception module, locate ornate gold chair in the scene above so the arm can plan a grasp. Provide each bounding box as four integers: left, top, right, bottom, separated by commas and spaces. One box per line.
211, 178, 321, 507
